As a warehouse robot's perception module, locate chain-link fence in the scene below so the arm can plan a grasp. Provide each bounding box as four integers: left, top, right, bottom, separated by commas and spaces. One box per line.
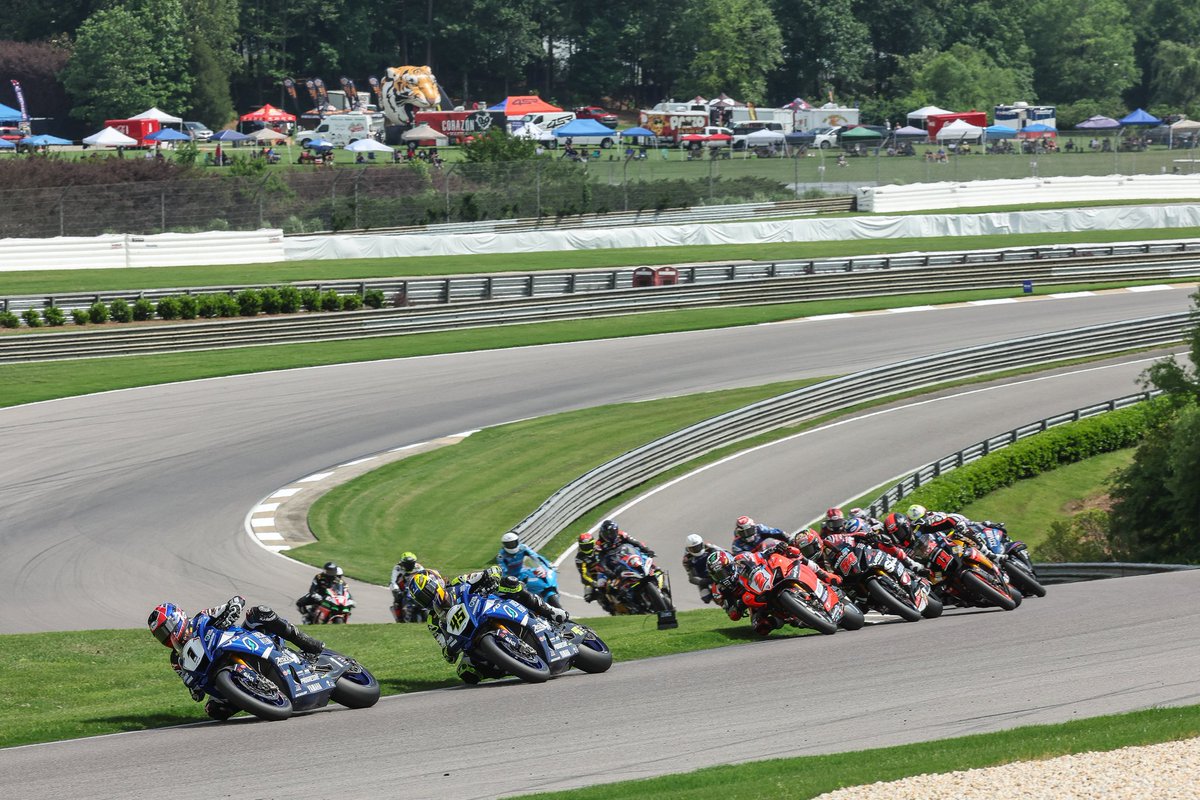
3, 142, 1197, 239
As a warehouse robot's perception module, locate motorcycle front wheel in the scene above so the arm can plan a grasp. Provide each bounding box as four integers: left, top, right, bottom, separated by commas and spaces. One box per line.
213, 666, 293, 721
569, 626, 613, 674
776, 590, 838, 635
865, 577, 923, 622
476, 632, 551, 683
331, 658, 381, 708
639, 582, 670, 614
1005, 561, 1047, 598
961, 570, 1017, 611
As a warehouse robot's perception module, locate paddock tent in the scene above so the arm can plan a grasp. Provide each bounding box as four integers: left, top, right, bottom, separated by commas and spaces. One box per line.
553, 118, 616, 137
240, 104, 296, 123
906, 105, 951, 129
935, 119, 985, 142
0, 102, 23, 121
488, 96, 562, 115
130, 107, 183, 125
82, 126, 138, 146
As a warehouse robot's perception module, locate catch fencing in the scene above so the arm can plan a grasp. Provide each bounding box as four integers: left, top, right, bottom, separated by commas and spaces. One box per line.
511, 315, 1191, 549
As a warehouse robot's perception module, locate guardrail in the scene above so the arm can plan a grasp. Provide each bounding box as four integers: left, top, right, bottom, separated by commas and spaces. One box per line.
5, 237, 1200, 318
511, 315, 1192, 549
1033, 562, 1198, 584
864, 390, 1163, 519
3, 247, 1199, 363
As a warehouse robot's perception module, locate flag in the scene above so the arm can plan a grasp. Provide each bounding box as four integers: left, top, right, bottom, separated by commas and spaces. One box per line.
10, 80, 29, 121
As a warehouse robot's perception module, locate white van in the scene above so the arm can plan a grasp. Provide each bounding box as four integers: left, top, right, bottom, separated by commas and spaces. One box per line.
521, 112, 576, 131
296, 113, 384, 146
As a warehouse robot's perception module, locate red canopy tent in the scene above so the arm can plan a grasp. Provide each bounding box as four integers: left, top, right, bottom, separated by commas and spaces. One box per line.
489, 96, 563, 116
239, 104, 297, 123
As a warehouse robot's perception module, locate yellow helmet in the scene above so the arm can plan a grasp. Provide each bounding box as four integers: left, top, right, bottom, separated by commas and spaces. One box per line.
408, 571, 448, 611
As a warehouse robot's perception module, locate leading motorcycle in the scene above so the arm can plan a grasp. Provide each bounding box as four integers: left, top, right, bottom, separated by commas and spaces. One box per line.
909, 531, 1019, 611
971, 523, 1047, 598
176, 613, 379, 721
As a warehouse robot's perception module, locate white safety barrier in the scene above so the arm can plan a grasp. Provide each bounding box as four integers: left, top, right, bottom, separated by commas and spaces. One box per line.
0, 229, 286, 272
284, 201, 1200, 262
859, 174, 1200, 213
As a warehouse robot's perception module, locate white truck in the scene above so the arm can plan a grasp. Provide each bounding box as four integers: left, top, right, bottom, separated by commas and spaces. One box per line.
639, 102, 710, 144
729, 104, 860, 134
296, 113, 385, 146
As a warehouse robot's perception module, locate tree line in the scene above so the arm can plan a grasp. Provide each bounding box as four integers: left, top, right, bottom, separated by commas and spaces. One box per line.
4, 0, 1200, 134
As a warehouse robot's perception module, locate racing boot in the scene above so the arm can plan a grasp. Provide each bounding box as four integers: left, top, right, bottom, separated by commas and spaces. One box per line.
456, 659, 481, 685
246, 605, 324, 655
204, 698, 236, 721
284, 623, 325, 656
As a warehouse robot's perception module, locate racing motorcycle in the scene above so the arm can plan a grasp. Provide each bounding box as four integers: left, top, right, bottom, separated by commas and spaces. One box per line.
601, 543, 678, 629
908, 531, 1019, 611
826, 540, 942, 622
176, 612, 379, 721
441, 581, 612, 684
734, 550, 862, 635
519, 554, 564, 609
308, 582, 356, 624
971, 522, 1047, 598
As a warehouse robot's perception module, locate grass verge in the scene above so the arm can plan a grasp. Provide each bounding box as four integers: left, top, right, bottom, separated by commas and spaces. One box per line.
0, 279, 1190, 411
0, 607, 792, 749
4, 225, 1200, 295
509, 704, 1200, 800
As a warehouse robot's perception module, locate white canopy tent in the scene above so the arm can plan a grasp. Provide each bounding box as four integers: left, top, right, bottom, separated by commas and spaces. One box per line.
344, 138, 393, 153
130, 107, 183, 125
907, 105, 952, 129
82, 126, 138, 147
743, 128, 786, 144
401, 124, 449, 143
935, 119, 985, 142
249, 127, 289, 142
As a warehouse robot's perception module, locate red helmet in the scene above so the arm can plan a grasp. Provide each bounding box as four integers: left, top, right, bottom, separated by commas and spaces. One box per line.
734, 516, 756, 540
824, 507, 846, 532
148, 603, 190, 652
883, 512, 913, 546
791, 529, 823, 560
577, 532, 595, 555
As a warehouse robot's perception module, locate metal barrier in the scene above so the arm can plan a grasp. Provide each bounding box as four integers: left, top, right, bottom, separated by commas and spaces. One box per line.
864, 390, 1163, 519
511, 315, 1191, 549
1034, 562, 1197, 584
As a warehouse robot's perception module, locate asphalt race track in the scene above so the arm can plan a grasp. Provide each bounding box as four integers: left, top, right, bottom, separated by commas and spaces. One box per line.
0, 287, 1193, 633
4, 569, 1199, 799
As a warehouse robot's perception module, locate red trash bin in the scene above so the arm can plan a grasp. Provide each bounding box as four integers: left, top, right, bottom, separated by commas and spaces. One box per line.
632, 267, 658, 287
656, 267, 679, 285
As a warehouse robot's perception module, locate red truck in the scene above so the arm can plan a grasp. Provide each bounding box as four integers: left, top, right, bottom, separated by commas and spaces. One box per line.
104, 118, 161, 146
573, 106, 618, 129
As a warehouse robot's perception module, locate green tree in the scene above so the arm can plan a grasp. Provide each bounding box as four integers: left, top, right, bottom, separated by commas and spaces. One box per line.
897, 44, 1033, 112
686, 0, 783, 103
1150, 41, 1200, 114
1026, 0, 1137, 105
461, 127, 537, 162
769, 0, 871, 102
183, 0, 239, 127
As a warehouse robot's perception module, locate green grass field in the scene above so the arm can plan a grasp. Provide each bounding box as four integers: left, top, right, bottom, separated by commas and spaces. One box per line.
4, 222, 1200, 296
510, 704, 1200, 800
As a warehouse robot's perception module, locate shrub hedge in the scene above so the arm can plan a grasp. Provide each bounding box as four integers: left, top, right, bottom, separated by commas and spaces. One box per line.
42, 307, 66, 326
109, 298, 133, 323
0, 311, 20, 328
21, 308, 42, 327
888, 400, 1160, 514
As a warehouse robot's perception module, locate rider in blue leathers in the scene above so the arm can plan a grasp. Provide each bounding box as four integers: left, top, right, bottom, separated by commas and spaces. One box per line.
731, 515, 787, 555
496, 531, 549, 578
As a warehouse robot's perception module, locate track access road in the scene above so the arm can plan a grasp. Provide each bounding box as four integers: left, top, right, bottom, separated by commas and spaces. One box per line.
0, 287, 1193, 633
4, 568, 1198, 799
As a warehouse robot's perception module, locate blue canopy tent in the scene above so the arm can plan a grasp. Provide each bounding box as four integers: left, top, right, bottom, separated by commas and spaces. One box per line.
619, 126, 655, 138
0, 138, 15, 149
211, 129, 250, 142
553, 118, 617, 138
145, 128, 191, 142
984, 125, 1017, 139
1119, 108, 1161, 126
0, 102, 22, 122
19, 134, 72, 146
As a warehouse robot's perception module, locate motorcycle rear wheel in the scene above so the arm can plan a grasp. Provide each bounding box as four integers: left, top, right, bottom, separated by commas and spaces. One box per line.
961, 570, 1017, 611
776, 590, 838, 635
213, 667, 293, 721
865, 577, 923, 622
476, 632, 551, 683
331, 659, 381, 708
1005, 561, 1047, 598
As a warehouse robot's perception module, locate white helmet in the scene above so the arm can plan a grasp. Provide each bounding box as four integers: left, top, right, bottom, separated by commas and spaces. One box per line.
685, 534, 704, 554
501, 532, 520, 553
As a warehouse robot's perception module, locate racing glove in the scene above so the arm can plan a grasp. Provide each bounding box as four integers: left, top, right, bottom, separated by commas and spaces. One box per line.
189, 686, 205, 702
549, 607, 569, 624
583, 586, 595, 602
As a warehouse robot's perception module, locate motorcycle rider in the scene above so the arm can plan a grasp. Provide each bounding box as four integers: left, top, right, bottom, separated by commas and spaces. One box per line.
593, 519, 657, 583
389, 552, 441, 622
575, 532, 614, 613
681, 533, 724, 604
820, 507, 848, 536
906, 504, 990, 552
148, 596, 323, 720
731, 516, 786, 555
848, 507, 885, 534
296, 561, 346, 623
408, 566, 567, 684
496, 531, 550, 579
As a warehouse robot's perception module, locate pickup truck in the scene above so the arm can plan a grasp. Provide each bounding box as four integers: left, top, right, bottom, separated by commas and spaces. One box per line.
573, 106, 619, 128
679, 126, 733, 148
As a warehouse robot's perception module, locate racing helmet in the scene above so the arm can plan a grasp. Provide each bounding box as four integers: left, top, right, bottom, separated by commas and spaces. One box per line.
685, 533, 705, 555
883, 513, 913, 546
501, 532, 520, 553
706, 550, 734, 582
398, 551, 418, 572
791, 529, 822, 560
148, 603, 190, 652
598, 519, 620, 544
848, 507, 866, 519
323, 561, 342, 579
824, 507, 846, 532
734, 516, 756, 540
845, 518, 865, 535
408, 572, 449, 612
577, 532, 595, 555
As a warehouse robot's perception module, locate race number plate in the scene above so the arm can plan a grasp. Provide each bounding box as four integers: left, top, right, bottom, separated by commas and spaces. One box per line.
179, 637, 206, 672
446, 604, 470, 636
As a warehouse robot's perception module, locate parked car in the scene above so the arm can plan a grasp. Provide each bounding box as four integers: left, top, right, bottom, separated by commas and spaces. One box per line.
807, 126, 844, 149
183, 121, 214, 141
574, 106, 619, 128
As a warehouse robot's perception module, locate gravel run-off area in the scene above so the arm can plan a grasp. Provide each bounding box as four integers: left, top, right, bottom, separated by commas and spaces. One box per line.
814, 737, 1200, 800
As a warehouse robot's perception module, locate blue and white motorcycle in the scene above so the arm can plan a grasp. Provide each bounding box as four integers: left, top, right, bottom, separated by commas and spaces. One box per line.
518, 553, 563, 609
443, 582, 611, 684
176, 613, 380, 721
